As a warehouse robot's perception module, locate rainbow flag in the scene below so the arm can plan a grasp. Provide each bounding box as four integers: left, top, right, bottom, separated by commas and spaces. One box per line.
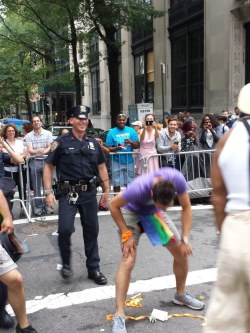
140, 212, 176, 246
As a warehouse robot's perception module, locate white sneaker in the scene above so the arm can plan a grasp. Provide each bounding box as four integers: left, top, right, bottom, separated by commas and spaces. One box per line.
172, 291, 204, 310
112, 315, 127, 333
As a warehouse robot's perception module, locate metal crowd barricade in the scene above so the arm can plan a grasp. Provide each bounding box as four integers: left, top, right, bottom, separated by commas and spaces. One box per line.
10, 163, 30, 221
144, 149, 215, 199
106, 151, 144, 196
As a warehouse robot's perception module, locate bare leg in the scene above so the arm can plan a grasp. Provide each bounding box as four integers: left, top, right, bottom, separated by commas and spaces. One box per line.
0, 269, 29, 329
165, 242, 188, 295
114, 252, 136, 315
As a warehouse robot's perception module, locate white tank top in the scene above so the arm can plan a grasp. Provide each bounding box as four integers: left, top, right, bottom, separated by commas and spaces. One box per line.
218, 120, 250, 212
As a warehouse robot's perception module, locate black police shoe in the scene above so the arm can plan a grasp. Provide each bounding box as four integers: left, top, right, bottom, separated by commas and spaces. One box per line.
88, 270, 107, 285
0, 309, 15, 328
61, 264, 73, 279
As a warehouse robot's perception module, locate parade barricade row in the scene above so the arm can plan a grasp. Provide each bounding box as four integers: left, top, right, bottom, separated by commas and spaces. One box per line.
11, 149, 215, 222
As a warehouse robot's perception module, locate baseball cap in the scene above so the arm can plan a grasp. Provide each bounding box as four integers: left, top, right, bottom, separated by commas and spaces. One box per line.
66, 105, 90, 120
131, 120, 142, 128
238, 83, 250, 115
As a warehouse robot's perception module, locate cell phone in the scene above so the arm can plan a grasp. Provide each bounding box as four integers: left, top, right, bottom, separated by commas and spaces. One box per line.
174, 141, 179, 145
146, 120, 154, 126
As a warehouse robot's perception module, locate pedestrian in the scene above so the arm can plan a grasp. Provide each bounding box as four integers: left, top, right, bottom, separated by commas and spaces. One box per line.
43, 105, 109, 284
105, 114, 139, 193
138, 114, 159, 174
204, 83, 250, 333
157, 116, 181, 169
109, 167, 204, 333
0, 189, 37, 333
25, 115, 53, 216
1, 124, 28, 210
198, 114, 219, 150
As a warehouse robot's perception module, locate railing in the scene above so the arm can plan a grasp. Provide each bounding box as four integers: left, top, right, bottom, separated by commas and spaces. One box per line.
9, 149, 215, 222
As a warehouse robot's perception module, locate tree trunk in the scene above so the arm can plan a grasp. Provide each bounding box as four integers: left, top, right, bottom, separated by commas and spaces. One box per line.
25, 90, 32, 121
105, 28, 121, 127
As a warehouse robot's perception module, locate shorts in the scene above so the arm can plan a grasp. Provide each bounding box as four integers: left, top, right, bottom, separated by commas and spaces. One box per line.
0, 243, 17, 276
120, 208, 181, 245
111, 161, 135, 187
204, 211, 250, 333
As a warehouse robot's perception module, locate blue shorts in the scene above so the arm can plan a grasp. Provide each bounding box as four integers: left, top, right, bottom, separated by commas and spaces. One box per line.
111, 161, 135, 187
0, 243, 17, 276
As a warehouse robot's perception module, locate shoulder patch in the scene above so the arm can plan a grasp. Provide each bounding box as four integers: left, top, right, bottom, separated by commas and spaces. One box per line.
50, 141, 59, 152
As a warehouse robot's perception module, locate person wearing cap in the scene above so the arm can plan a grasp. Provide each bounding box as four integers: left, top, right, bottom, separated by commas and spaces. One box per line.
43, 105, 109, 285
25, 115, 53, 216
131, 120, 142, 133
204, 83, 250, 333
138, 113, 160, 174
105, 114, 139, 193
0, 190, 38, 333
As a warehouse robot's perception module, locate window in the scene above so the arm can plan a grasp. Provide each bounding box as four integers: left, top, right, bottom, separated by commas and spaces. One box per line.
134, 51, 154, 103
171, 22, 204, 113
91, 66, 101, 115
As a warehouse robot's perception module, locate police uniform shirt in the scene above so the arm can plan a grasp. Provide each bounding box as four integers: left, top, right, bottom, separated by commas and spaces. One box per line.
46, 131, 106, 181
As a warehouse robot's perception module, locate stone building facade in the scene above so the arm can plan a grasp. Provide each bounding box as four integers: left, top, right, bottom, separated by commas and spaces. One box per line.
80, 0, 250, 129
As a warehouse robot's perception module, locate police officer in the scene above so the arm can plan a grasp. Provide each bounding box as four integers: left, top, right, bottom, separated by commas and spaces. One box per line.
43, 106, 109, 285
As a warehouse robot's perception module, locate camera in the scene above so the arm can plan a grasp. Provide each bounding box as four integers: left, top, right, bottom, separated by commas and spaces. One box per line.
145, 120, 154, 126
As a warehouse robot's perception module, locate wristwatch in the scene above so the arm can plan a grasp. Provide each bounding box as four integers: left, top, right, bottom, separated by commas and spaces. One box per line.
181, 236, 190, 245
44, 189, 54, 196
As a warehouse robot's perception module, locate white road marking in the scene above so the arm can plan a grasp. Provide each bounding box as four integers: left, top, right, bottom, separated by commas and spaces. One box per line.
13, 205, 214, 225
7, 267, 217, 315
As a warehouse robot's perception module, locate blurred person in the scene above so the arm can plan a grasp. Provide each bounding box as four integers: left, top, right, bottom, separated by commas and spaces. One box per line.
131, 120, 142, 135
0, 189, 37, 333
25, 116, 53, 216
231, 106, 240, 120
221, 109, 234, 128
157, 116, 181, 168
181, 120, 199, 152
204, 83, 250, 333
199, 114, 219, 150
131, 120, 142, 176
1, 124, 28, 208
106, 114, 139, 193
110, 168, 204, 333
43, 106, 109, 284
215, 115, 229, 138
138, 114, 159, 174
58, 128, 69, 137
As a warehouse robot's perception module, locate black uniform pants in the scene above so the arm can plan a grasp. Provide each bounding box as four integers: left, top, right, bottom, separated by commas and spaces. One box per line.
58, 189, 100, 273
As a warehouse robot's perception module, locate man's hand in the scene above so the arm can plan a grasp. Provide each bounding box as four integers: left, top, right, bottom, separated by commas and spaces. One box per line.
1, 217, 14, 234
178, 242, 193, 257
45, 193, 57, 208
122, 236, 136, 260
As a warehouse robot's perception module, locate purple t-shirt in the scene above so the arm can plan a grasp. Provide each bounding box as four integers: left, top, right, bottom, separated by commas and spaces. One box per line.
122, 167, 187, 214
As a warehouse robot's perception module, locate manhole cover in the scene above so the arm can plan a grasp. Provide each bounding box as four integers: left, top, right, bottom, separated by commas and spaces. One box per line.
21, 221, 58, 235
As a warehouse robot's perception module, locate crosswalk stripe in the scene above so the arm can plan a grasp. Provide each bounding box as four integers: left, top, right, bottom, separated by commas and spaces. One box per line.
7, 267, 217, 315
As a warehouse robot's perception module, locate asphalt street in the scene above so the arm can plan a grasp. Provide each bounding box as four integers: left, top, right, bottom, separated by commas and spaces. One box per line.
4, 205, 219, 333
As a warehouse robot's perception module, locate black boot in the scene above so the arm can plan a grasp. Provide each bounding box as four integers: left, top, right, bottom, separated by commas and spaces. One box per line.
0, 282, 15, 328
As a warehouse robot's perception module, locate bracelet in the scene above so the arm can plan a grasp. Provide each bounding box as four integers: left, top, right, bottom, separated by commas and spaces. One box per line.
121, 230, 133, 243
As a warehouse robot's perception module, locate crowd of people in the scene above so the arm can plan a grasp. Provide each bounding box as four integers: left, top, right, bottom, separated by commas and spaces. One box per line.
0, 107, 240, 219
1, 82, 250, 333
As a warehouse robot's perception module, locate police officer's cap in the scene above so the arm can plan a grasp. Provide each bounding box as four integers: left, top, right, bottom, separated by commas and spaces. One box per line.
67, 105, 90, 120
